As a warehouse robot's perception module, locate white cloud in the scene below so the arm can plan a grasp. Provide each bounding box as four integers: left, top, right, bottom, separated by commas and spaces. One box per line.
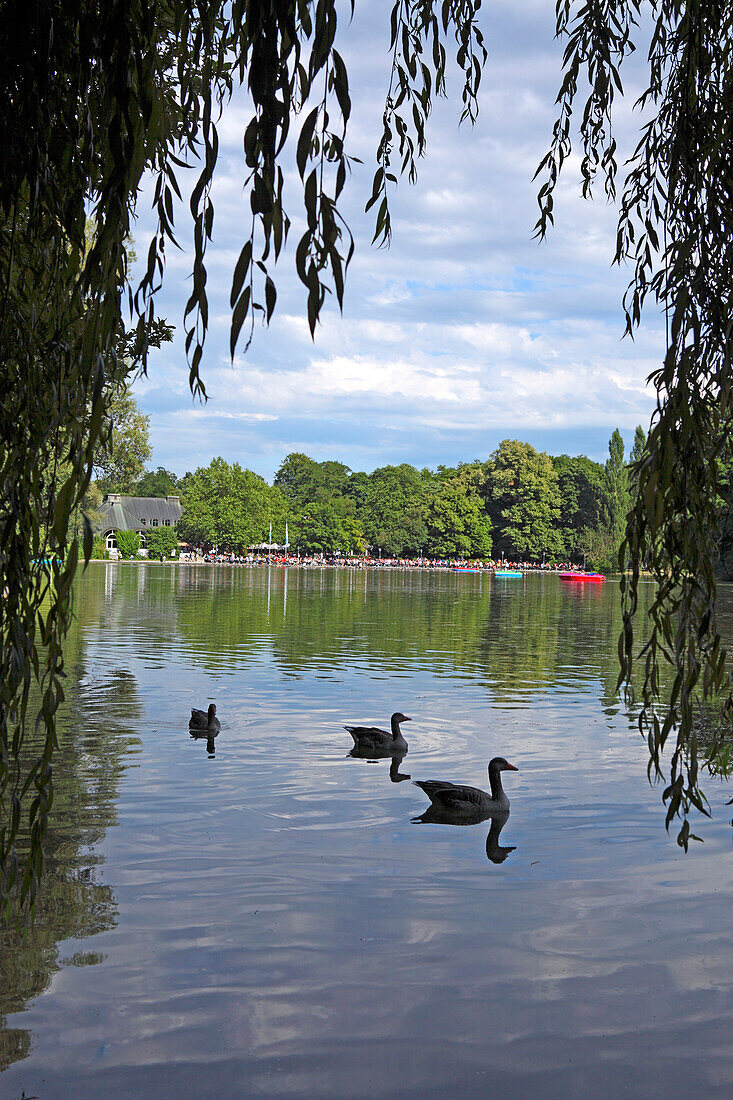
130, 2, 661, 479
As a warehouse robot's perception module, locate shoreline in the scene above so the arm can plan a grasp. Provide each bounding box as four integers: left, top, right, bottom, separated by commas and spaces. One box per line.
88, 558, 596, 576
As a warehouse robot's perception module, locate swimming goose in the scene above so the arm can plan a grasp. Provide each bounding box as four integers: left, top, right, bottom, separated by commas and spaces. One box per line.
189, 703, 221, 732
415, 756, 517, 815
344, 711, 411, 754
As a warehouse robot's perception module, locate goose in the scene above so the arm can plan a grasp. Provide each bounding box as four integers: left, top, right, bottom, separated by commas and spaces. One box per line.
344, 711, 411, 754
189, 703, 221, 732
414, 756, 517, 815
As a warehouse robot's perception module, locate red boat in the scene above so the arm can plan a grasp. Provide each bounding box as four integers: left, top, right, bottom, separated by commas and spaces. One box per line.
558, 572, 605, 583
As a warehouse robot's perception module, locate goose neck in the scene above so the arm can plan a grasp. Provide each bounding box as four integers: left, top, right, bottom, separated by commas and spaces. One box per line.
488, 764, 505, 801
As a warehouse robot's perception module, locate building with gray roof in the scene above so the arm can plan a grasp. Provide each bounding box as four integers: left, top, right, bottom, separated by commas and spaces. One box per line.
98, 494, 183, 557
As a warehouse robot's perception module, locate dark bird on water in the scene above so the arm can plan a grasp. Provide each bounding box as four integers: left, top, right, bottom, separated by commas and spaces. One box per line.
189, 703, 221, 732
414, 756, 518, 816
344, 711, 411, 754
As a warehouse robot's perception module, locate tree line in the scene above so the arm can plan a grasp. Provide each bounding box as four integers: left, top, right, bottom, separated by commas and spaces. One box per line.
102, 412, 646, 567
177, 431, 642, 567
97, 393, 733, 576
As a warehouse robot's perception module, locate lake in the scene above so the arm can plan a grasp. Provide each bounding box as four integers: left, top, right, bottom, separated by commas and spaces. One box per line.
1, 564, 732, 1098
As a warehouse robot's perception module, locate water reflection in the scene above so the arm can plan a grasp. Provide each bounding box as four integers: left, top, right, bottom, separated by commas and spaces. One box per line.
485, 812, 516, 863
412, 801, 516, 863
87, 564, 658, 713
347, 747, 411, 782
411, 796, 512, 862
0, 604, 141, 1070
389, 754, 411, 783
3, 565, 733, 1099
189, 729, 218, 756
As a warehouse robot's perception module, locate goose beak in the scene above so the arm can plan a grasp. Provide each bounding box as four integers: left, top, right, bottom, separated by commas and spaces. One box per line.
505, 762, 518, 770
403, 716, 412, 721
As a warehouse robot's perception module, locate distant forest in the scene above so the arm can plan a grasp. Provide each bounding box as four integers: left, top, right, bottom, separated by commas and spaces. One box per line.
116, 428, 652, 570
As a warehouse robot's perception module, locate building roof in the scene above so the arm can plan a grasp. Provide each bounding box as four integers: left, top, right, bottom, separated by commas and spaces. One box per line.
98, 494, 183, 533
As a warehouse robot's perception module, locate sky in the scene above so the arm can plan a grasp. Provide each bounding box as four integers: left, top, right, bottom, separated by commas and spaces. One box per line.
130, 0, 661, 483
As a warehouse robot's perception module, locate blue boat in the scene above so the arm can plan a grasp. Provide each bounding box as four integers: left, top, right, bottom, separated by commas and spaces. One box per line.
494, 570, 523, 577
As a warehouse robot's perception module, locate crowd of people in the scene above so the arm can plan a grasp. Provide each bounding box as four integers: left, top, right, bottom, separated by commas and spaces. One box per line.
176, 551, 584, 572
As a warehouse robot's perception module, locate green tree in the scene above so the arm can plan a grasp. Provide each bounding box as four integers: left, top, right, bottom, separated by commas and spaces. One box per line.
572, 432, 631, 572
627, 426, 648, 537
344, 470, 373, 514
603, 429, 630, 558
275, 453, 320, 504
580, 525, 620, 575
552, 454, 605, 559
630, 426, 647, 468
145, 526, 179, 560
133, 468, 179, 498
290, 500, 365, 555
313, 460, 351, 502
177, 459, 285, 552
115, 530, 141, 558
716, 446, 733, 578
94, 384, 152, 495
359, 465, 428, 557
72, 481, 105, 547
424, 471, 492, 558
275, 453, 351, 506
486, 441, 563, 560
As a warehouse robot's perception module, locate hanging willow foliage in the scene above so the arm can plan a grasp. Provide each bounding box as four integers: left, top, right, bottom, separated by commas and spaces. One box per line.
535, 0, 733, 846
0, 0, 486, 917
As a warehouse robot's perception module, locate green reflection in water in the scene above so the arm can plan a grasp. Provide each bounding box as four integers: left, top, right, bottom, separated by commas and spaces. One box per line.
84, 563, 660, 699
104, 563, 503, 677
0, 578, 141, 1070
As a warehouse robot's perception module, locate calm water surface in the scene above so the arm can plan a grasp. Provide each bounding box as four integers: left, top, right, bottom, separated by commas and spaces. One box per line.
2, 564, 733, 1098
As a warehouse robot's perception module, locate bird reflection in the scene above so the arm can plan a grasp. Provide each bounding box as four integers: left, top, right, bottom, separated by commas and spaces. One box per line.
389, 754, 411, 783
484, 812, 516, 863
190, 729, 218, 757
411, 804, 515, 864
348, 746, 411, 782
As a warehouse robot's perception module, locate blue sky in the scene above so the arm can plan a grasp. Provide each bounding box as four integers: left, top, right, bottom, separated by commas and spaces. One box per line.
130, 0, 660, 481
